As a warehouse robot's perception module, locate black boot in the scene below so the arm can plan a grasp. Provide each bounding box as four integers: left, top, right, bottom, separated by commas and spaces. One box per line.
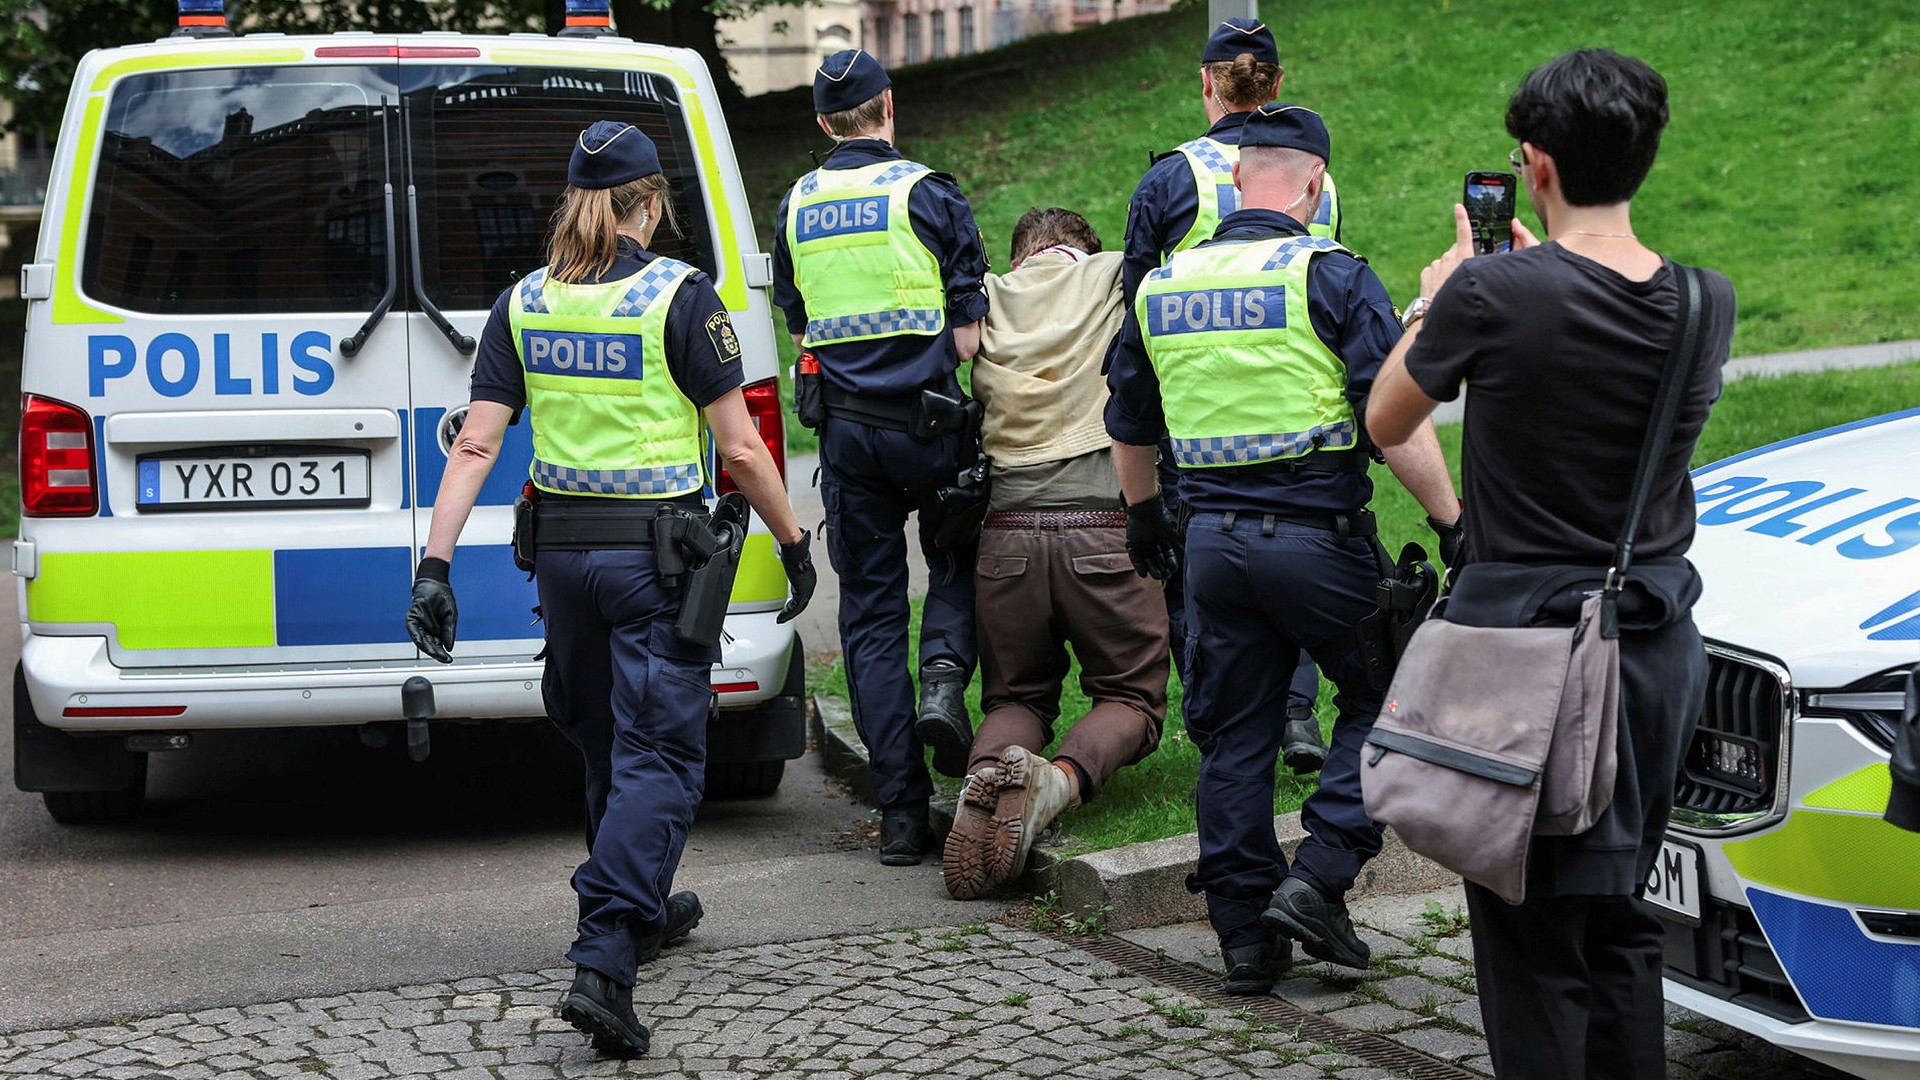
635, 890, 704, 966
1281, 706, 1327, 775
559, 966, 650, 1058
1262, 876, 1370, 970
915, 659, 973, 779
879, 806, 931, 866
1220, 929, 1293, 995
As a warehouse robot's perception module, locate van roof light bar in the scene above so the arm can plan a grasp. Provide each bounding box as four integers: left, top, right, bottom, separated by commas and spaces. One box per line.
559, 0, 615, 37
173, 0, 234, 38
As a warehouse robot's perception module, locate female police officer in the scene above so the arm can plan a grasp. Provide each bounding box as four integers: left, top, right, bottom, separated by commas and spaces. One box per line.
405, 121, 815, 1059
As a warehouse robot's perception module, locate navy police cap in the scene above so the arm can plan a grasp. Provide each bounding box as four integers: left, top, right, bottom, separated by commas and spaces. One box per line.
814, 49, 891, 114
1203, 18, 1278, 65
1239, 103, 1331, 163
568, 121, 662, 190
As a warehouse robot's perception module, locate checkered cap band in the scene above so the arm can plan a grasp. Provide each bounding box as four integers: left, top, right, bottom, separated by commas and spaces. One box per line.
532, 460, 703, 495
518, 269, 551, 314
805, 308, 943, 342
1263, 236, 1343, 271
1170, 421, 1357, 466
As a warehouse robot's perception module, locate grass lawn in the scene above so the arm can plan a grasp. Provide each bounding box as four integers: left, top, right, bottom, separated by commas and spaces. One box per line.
812, 361, 1920, 853
738, 0, 1920, 450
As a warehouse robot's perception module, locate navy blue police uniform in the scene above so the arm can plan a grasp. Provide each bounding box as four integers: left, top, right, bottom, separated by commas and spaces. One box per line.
1115, 19, 1330, 749
1106, 107, 1401, 963
771, 52, 990, 844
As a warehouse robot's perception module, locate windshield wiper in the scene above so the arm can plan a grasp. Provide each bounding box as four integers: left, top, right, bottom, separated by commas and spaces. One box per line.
400, 124, 475, 355
340, 102, 397, 358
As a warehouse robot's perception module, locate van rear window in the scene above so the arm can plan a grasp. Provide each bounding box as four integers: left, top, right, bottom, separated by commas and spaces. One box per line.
85, 63, 717, 317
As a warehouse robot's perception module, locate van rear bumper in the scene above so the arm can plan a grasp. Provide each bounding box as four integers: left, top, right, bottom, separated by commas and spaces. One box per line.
22, 610, 795, 732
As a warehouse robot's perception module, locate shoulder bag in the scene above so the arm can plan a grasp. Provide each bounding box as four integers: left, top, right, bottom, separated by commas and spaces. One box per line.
1360, 263, 1706, 904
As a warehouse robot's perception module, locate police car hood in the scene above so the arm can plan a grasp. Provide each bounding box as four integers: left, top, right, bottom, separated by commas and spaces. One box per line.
1689, 407, 1920, 689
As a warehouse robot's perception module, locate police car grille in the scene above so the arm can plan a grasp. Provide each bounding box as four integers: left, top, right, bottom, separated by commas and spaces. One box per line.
1673, 647, 1788, 820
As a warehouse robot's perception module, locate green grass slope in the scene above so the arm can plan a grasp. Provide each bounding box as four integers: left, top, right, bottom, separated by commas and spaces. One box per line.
728, 0, 1920, 357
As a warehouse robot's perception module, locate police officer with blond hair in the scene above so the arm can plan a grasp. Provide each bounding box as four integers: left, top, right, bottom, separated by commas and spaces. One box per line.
406, 122, 815, 1059
772, 49, 990, 866
1117, 17, 1349, 780
1107, 105, 1459, 994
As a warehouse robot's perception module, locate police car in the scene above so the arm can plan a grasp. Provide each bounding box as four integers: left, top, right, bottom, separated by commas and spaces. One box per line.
1657, 406, 1920, 1079
11, 2, 805, 821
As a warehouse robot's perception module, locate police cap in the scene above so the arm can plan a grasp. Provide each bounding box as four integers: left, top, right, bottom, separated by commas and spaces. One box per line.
567, 121, 662, 190
1239, 103, 1331, 164
814, 49, 891, 114
1203, 18, 1278, 65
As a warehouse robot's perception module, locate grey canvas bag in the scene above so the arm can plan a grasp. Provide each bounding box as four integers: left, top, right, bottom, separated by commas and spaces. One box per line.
1360, 264, 1705, 905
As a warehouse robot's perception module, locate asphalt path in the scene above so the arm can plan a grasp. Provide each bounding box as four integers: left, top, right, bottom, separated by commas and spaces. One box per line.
0, 463, 988, 1033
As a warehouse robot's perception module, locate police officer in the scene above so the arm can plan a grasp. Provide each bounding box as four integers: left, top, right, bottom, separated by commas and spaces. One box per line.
405, 122, 816, 1059
1118, 18, 1345, 775
772, 49, 990, 865
1106, 105, 1460, 993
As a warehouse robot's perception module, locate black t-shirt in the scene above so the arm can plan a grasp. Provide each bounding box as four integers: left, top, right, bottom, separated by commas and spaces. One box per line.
470, 237, 745, 415
1404, 243, 1736, 566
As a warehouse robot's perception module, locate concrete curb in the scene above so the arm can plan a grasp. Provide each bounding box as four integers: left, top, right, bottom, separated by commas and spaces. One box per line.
808, 693, 1454, 931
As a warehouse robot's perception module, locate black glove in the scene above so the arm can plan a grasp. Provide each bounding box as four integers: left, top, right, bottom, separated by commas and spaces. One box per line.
1427, 516, 1465, 568
1888, 666, 1920, 833
1125, 497, 1182, 581
777, 529, 817, 624
406, 557, 457, 663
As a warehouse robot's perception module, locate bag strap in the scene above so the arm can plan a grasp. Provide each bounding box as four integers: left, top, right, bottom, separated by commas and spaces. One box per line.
1603, 263, 1705, 637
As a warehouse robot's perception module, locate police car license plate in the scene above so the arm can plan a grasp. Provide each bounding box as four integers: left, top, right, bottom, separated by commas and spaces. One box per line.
1645, 838, 1703, 921
136, 451, 370, 510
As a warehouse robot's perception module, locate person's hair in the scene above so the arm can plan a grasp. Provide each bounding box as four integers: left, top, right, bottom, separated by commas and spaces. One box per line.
1237, 145, 1320, 184
820, 91, 888, 138
1203, 54, 1281, 109
545, 173, 680, 283
1009, 207, 1101, 264
1504, 49, 1669, 206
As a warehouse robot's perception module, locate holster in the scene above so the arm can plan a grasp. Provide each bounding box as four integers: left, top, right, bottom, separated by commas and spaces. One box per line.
930, 450, 992, 558
510, 481, 538, 574
1356, 541, 1441, 692
674, 492, 748, 648
794, 351, 826, 430
910, 387, 969, 442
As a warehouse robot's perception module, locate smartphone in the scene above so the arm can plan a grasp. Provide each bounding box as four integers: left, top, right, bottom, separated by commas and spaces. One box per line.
1463, 170, 1517, 255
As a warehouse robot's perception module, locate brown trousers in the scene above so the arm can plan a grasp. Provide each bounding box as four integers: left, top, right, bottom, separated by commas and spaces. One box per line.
970, 522, 1169, 797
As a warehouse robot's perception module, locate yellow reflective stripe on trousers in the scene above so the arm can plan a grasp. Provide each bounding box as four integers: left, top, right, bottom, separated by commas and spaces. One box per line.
26, 551, 275, 649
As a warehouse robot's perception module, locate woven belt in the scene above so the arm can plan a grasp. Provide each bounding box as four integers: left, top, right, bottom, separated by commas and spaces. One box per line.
983, 510, 1128, 530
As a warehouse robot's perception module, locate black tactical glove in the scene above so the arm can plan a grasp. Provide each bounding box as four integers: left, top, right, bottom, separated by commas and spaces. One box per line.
1888, 666, 1920, 833
1427, 515, 1465, 569
1125, 497, 1182, 581
406, 557, 458, 663
777, 529, 818, 624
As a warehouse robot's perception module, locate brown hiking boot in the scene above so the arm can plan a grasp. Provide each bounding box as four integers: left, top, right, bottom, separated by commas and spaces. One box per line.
942, 762, 1007, 900
988, 746, 1080, 886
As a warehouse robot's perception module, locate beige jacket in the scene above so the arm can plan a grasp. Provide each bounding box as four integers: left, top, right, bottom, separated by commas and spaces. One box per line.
974, 249, 1124, 468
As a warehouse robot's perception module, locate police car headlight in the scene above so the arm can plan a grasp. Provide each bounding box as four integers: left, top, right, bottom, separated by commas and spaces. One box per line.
1802, 667, 1911, 752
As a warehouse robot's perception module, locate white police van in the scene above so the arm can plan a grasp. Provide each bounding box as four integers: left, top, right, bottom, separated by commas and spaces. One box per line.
11, 2, 804, 822
1656, 406, 1920, 1079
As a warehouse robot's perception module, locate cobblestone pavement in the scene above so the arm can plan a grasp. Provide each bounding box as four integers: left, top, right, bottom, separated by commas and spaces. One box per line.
0, 887, 1845, 1080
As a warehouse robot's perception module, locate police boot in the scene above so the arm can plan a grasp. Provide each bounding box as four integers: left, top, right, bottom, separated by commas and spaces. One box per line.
559, 966, 650, 1059
1281, 705, 1327, 775
634, 890, 704, 966
1262, 876, 1370, 971
989, 747, 1080, 886
879, 806, 932, 867
1220, 926, 1293, 996
915, 659, 973, 779
943, 762, 1008, 900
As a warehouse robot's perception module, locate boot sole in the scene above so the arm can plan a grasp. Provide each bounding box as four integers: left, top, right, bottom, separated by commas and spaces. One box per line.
916, 713, 972, 779
986, 750, 1038, 886
1261, 901, 1370, 971
1221, 975, 1275, 995
942, 771, 1006, 900
560, 994, 650, 1059
1281, 746, 1326, 774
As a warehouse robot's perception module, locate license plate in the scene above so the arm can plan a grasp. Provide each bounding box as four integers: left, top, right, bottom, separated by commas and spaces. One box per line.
137, 451, 371, 510
1646, 838, 1703, 922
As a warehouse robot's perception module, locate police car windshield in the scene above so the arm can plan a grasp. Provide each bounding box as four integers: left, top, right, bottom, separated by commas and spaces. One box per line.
84, 64, 716, 318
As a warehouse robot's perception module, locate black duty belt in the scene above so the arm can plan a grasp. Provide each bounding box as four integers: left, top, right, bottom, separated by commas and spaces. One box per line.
534, 502, 705, 550
1213, 508, 1378, 539
983, 510, 1128, 530
821, 385, 915, 432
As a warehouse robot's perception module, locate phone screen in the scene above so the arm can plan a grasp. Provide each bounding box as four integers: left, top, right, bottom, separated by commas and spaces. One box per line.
1464, 171, 1517, 255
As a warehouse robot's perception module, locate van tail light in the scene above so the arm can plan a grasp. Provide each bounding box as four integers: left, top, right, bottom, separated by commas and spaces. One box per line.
716, 378, 786, 496
21, 395, 99, 517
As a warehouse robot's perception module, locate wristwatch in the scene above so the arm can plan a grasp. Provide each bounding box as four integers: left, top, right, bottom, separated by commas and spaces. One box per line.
1400, 296, 1432, 330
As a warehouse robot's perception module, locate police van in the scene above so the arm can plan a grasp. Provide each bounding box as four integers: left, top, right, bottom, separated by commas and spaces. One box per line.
11, 2, 805, 821
1656, 406, 1920, 1079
